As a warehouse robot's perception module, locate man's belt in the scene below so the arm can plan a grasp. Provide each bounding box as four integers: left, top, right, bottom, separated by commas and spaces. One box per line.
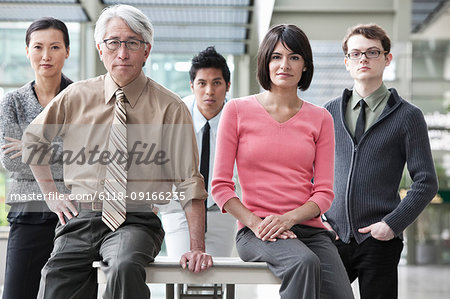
77, 201, 153, 212
78, 201, 102, 211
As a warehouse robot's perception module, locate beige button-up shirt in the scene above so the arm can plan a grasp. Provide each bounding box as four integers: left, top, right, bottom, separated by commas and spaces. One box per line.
22, 71, 207, 207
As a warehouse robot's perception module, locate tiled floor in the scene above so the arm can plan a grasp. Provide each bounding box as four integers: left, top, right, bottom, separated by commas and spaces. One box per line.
396, 265, 450, 299
235, 265, 450, 298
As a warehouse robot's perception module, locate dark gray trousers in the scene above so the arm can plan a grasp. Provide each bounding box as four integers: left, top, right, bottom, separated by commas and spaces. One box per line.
37, 210, 164, 299
236, 225, 354, 299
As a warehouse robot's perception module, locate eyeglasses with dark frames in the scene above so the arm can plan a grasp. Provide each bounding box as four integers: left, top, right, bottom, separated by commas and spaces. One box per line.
346, 50, 388, 60
102, 39, 148, 51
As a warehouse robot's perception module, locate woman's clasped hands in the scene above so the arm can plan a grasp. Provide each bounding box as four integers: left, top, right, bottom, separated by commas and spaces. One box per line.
254, 214, 297, 242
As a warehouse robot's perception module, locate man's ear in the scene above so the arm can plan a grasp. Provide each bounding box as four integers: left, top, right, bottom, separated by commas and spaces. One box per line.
144, 43, 151, 59
97, 44, 103, 61
344, 57, 350, 71
190, 81, 194, 92
226, 81, 231, 92
385, 52, 393, 67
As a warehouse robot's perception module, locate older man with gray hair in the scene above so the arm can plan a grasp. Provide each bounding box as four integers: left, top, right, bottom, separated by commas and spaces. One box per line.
21, 4, 211, 299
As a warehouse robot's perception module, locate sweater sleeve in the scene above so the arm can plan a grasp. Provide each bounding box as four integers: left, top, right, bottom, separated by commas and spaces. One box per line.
211, 100, 239, 212
382, 107, 438, 235
307, 108, 335, 214
0, 93, 28, 172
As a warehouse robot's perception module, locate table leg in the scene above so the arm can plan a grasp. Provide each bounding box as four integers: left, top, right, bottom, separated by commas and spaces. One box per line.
166, 284, 174, 299
226, 284, 235, 299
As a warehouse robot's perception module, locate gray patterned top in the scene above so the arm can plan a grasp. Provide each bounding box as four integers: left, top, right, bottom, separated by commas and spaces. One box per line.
0, 74, 72, 223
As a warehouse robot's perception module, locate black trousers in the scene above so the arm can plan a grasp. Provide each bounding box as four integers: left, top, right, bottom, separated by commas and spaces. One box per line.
2, 219, 57, 299
335, 237, 404, 299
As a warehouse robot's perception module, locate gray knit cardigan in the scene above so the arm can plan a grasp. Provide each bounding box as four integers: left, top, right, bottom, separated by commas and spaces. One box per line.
0, 75, 71, 210
324, 88, 438, 244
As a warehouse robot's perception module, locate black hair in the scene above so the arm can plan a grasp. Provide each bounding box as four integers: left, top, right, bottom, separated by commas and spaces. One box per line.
257, 24, 314, 91
26, 17, 70, 48
189, 46, 230, 85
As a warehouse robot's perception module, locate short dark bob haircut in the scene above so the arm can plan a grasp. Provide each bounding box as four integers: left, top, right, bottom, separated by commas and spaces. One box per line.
257, 24, 314, 91
26, 17, 70, 48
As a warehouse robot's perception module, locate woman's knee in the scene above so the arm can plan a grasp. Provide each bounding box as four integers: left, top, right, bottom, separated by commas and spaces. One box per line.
291, 251, 321, 273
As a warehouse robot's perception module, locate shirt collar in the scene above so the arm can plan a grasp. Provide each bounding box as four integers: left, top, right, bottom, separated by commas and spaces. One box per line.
104, 71, 147, 108
351, 83, 389, 112
192, 98, 226, 134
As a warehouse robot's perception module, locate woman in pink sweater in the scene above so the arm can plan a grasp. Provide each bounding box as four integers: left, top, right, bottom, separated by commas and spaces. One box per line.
211, 24, 353, 299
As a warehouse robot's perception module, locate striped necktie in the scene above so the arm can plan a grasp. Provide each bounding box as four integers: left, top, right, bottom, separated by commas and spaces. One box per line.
102, 88, 127, 231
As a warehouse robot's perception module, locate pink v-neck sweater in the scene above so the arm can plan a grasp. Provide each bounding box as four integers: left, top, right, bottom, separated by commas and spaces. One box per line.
211, 95, 335, 230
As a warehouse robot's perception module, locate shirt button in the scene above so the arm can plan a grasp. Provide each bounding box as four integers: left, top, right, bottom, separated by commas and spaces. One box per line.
100, 180, 105, 185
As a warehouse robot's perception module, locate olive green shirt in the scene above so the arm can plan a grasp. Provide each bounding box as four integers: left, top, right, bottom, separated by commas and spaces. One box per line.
345, 83, 391, 136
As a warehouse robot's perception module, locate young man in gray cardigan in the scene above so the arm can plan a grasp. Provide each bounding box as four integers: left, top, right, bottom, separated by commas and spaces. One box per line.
323, 23, 438, 299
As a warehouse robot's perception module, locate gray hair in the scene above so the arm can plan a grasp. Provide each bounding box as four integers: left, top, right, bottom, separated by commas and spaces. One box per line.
94, 4, 153, 48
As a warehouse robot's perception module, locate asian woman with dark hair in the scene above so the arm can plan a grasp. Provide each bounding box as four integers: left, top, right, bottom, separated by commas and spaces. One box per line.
0, 17, 72, 299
